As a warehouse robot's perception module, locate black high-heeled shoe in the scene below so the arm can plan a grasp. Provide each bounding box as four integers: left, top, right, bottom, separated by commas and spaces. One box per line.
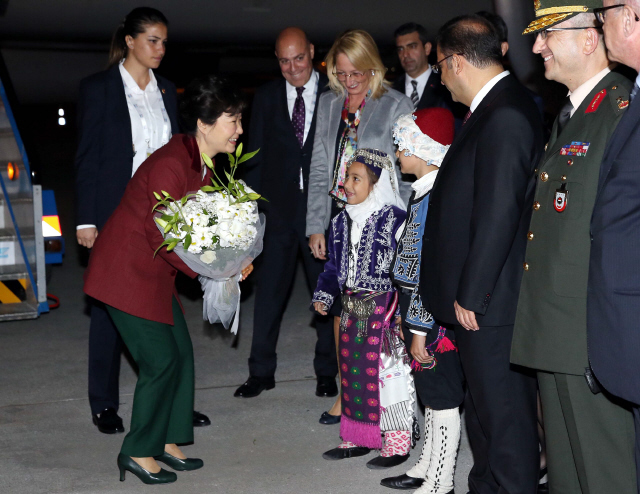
117, 453, 177, 484
154, 452, 204, 471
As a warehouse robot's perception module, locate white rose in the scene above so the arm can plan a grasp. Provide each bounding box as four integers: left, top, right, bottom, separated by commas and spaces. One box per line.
200, 250, 217, 264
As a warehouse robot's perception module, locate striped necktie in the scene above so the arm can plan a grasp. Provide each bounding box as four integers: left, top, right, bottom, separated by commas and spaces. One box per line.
410, 80, 419, 110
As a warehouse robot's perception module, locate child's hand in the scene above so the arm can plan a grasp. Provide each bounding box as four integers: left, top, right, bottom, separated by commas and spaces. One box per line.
395, 316, 404, 340
410, 334, 434, 364
313, 301, 328, 315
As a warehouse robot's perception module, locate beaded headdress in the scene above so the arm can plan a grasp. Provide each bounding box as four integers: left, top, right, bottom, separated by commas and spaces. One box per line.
347, 148, 394, 178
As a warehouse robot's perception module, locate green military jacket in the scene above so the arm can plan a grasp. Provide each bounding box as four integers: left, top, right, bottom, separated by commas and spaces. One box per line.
511, 71, 631, 375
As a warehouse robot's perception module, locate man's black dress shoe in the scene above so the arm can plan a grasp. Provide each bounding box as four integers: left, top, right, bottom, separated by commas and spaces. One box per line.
322, 446, 371, 460
93, 408, 124, 434
234, 376, 275, 398
380, 473, 425, 490
319, 411, 341, 425
367, 454, 410, 469
192, 410, 211, 427
154, 452, 204, 471
316, 376, 338, 397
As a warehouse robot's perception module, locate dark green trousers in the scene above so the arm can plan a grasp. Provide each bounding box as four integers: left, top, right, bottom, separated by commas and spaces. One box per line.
538, 372, 636, 494
107, 298, 194, 457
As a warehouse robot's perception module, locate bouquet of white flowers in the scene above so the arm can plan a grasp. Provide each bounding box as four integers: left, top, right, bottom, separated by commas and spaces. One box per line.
153, 144, 265, 334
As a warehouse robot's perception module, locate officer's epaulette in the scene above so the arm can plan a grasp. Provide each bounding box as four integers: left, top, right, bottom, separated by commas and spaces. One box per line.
608, 83, 631, 114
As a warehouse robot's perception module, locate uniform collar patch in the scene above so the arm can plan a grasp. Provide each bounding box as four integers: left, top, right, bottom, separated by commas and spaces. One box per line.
585, 89, 606, 114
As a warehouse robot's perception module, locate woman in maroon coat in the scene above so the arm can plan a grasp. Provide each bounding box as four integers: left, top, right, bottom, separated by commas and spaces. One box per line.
84, 75, 251, 485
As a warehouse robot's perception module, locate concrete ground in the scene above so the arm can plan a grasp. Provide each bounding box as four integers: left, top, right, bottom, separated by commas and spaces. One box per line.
0, 174, 473, 493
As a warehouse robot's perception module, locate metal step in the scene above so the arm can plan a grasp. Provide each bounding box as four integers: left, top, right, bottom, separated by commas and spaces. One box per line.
0, 228, 35, 242
0, 301, 38, 321
0, 194, 33, 206
0, 270, 29, 281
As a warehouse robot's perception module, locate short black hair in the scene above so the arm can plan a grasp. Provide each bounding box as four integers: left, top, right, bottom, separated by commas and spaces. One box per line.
436, 15, 503, 69
179, 75, 246, 136
394, 23, 429, 46
475, 11, 509, 43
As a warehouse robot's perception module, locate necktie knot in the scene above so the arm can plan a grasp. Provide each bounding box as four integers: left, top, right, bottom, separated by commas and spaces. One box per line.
296, 86, 305, 97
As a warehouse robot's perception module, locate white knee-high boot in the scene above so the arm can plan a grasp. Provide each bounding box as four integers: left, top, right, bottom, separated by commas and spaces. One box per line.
406, 407, 433, 479
415, 407, 460, 494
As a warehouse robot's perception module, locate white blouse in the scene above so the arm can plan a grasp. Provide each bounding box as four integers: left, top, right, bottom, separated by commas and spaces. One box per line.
119, 61, 171, 176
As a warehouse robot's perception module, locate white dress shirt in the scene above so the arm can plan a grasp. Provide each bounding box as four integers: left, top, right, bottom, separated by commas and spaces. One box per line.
77, 63, 172, 231
120, 61, 171, 176
567, 67, 611, 117
285, 70, 319, 144
404, 66, 432, 102
469, 70, 510, 113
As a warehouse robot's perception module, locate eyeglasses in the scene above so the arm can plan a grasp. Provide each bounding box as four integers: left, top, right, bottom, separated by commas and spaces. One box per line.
594, 4, 640, 24
333, 70, 371, 82
538, 27, 596, 39
432, 53, 463, 74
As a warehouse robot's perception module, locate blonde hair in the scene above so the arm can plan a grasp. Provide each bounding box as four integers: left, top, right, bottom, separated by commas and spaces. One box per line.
325, 30, 389, 100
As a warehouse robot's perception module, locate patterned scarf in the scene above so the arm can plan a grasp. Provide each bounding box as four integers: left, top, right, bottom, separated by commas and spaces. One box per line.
329, 93, 368, 203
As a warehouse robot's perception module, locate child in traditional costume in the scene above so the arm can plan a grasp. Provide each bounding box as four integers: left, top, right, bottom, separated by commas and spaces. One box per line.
382, 108, 465, 494
312, 148, 415, 469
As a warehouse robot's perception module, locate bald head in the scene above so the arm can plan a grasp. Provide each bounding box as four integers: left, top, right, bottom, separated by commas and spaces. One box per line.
275, 27, 315, 88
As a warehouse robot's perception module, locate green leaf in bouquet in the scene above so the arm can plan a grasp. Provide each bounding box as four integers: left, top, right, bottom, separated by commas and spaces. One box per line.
235, 142, 243, 158
161, 190, 170, 198
181, 196, 188, 206
202, 152, 215, 170
247, 193, 261, 201
161, 214, 173, 222
226, 152, 236, 166
259, 196, 269, 202
155, 217, 168, 229
184, 233, 192, 250
153, 191, 162, 200
164, 222, 173, 234
200, 185, 223, 192
237, 148, 260, 165
166, 239, 179, 252
154, 238, 176, 257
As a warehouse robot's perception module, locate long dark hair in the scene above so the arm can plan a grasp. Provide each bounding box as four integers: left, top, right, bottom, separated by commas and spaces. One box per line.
108, 7, 168, 67
179, 76, 247, 136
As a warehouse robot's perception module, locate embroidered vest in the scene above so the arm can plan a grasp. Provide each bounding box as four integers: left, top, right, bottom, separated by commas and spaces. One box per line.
391, 193, 429, 289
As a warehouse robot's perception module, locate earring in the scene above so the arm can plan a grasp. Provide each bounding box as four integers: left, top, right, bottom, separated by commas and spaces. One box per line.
371, 70, 375, 76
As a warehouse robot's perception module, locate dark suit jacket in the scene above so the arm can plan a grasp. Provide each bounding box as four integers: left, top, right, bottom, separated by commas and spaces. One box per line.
243, 72, 329, 232
420, 74, 544, 326
75, 63, 179, 230
588, 87, 640, 404
392, 71, 452, 111
84, 135, 210, 325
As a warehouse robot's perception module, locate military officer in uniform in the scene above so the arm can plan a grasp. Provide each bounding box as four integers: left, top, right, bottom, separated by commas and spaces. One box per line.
511, 2, 637, 492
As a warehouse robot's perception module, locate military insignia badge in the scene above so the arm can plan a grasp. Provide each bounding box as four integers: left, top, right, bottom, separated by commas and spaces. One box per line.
560, 141, 590, 156
534, 0, 541, 9
585, 89, 606, 113
619, 99, 629, 109
554, 184, 569, 213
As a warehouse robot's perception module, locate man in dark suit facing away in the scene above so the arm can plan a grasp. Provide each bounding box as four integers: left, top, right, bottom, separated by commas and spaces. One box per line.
589, 1, 640, 489
420, 15, 544, 494
237, 27, 338, 398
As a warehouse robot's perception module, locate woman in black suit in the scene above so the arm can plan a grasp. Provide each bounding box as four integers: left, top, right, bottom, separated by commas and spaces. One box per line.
75, 7, 208, 435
